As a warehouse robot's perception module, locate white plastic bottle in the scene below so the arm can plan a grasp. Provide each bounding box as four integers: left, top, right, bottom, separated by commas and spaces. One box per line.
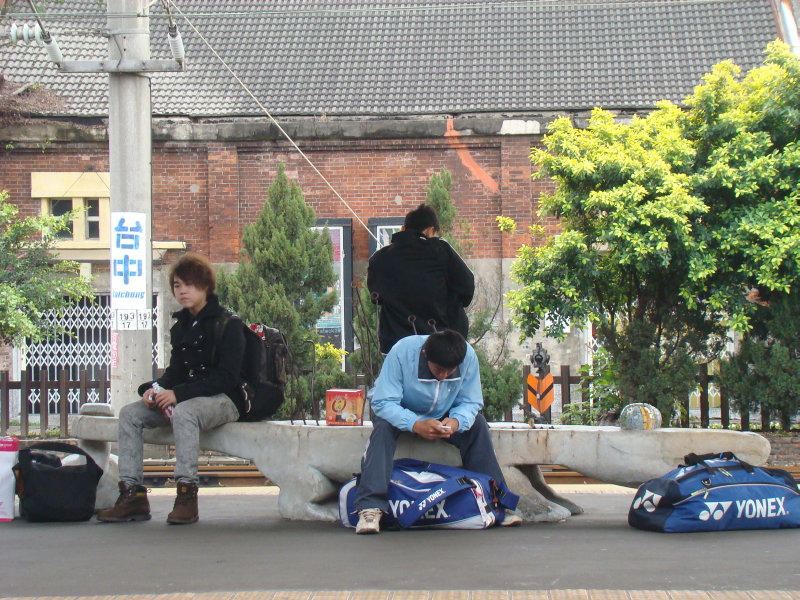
151, 381, 173, 420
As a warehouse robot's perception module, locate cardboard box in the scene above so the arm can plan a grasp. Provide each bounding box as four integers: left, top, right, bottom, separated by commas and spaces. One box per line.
326, 389, 364, 426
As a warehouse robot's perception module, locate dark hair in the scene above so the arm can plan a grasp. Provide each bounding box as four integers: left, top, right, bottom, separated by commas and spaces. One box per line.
404, 204, 440, 234
169, 252, 216, 295
423, 330, 467, 368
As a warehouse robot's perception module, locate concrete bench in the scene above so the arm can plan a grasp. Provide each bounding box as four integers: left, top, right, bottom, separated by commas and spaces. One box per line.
72, 403, 771, 523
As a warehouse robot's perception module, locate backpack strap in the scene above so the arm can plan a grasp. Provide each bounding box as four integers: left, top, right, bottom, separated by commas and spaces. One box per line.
395, 475, 477, 529
211, 310, 237, 367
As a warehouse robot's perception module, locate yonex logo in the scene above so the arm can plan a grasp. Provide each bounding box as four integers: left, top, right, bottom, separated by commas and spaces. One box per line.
698, 501, 732, 521
735, 497, 787, 519
632, 490, 662, 512
389, 498, 450, 520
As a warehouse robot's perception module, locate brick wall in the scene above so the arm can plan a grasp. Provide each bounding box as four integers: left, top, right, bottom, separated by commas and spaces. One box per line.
0, 146, 109, 219
763, 432, 800, 467
1, 133, 542, 265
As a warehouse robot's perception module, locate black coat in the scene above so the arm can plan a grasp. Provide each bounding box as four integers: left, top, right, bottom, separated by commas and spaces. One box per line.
137, 294, 246, 416
368, 229, 474, 353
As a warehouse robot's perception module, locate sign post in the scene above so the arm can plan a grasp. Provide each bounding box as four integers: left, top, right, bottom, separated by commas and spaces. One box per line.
526, 342, 553, 423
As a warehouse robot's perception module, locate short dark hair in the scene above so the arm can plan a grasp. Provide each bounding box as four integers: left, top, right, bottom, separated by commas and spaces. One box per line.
423, 330, 467, 368
169, 252, 216, 295
404, 204, 440, 234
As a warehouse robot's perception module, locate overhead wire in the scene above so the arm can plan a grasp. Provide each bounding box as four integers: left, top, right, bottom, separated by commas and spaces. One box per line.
167, 0, 378, 242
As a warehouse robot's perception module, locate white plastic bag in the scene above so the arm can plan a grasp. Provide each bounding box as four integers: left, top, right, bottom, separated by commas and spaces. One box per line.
0, 436, 20, 521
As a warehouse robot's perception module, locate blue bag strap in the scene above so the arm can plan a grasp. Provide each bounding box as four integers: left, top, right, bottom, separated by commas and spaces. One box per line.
395, 474, 477, 529
493, 480, 520, 511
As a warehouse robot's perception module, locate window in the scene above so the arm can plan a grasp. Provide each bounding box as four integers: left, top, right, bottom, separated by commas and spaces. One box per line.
368, 217, 404, 255
313, 219, 354, 355
32, 172, 111, 248
45, 197, 107, 243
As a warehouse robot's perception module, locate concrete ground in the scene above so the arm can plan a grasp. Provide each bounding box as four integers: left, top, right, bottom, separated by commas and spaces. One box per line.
2, 485, 799, 599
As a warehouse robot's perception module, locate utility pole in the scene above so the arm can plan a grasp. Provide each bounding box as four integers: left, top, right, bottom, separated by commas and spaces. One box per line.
10, 1, 184, 414
32, 0, 184, 414
107, 0, 153, 414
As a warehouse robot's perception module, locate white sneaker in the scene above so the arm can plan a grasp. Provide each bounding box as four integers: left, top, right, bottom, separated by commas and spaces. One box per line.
355, 508, 383, 534
500, 509, 523, 527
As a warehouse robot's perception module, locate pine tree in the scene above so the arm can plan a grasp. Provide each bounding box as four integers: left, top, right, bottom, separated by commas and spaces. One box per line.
217, 162, 337, 370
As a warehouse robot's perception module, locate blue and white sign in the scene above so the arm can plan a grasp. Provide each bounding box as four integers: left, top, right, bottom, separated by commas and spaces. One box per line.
110, 212, 147, 315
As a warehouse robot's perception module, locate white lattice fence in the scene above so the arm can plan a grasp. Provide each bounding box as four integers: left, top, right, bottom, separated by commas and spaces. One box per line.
22, 294, 160, 417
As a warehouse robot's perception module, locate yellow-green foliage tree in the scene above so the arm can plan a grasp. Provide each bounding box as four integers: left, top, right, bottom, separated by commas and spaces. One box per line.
509, 42, 800, 420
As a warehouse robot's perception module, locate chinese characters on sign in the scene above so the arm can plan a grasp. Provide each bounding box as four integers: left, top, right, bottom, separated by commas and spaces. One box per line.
110, 212, 150, 330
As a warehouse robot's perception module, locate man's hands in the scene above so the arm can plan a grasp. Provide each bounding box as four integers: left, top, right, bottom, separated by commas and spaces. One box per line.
412, 417, 460, 440
143, 388, 177, 411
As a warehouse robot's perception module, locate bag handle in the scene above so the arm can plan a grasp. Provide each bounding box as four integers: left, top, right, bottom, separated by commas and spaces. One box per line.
683, 451, 754, 474
396, 476, 476, 529
18, 441, 103, 479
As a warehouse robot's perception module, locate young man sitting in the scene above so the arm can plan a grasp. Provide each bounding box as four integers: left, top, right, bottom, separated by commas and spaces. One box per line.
97, 253, 245, 525
352, 329, 522, 534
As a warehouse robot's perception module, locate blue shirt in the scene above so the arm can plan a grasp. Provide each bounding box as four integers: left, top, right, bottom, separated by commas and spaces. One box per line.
370, 335, 483, 433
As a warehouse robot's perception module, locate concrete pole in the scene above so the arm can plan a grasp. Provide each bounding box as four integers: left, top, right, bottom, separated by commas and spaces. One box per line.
108, 0, 153, 414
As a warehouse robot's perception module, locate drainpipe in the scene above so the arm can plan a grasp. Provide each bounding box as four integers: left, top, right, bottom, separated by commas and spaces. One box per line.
777, 0, 800, 56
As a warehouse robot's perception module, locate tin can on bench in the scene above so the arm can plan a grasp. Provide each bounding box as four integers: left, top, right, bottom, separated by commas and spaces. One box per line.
325, 389, 364, 425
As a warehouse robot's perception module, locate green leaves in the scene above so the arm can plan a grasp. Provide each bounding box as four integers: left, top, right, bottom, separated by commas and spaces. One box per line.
0, 190, 93, 343
512, 43, 800, 409
217, 163, 337, 364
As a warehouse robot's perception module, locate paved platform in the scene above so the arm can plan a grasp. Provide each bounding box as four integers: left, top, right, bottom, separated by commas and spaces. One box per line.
1, 486, 799, 599
3, 591, 800, 600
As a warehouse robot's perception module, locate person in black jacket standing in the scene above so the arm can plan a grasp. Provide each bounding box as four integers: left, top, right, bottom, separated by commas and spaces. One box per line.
368, 204, 474, 354
98, 253, 245, 525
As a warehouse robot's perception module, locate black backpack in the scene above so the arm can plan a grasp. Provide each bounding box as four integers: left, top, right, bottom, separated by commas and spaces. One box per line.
214, 311, 289, 421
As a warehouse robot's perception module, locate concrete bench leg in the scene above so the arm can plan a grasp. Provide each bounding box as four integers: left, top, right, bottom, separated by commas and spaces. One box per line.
518, 464, 584, 516
502, 465, 574, 522
77, 439, 118, 510
247, 455, 340, 521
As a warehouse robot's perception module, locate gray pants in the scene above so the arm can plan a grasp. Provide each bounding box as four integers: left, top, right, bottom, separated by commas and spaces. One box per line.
354, 413, 505, 513
118, 394, 239, 486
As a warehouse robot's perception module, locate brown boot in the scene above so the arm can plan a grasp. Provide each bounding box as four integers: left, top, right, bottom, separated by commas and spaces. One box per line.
167, 481, 199, 524
97, 481, 151, 522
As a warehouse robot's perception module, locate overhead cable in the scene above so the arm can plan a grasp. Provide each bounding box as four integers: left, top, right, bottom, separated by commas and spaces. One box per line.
167, 1, 377, 242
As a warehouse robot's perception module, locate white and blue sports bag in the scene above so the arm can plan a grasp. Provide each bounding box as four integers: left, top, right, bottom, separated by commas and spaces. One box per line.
339, 458, 519, 529
629, 451, 800, 533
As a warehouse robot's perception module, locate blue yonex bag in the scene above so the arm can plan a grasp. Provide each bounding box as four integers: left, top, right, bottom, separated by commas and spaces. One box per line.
628, 451, 800, 533
339, 458, 519, 529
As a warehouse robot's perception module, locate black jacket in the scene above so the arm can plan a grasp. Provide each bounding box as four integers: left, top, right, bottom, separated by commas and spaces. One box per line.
368, 229, 474, 353
137, 294, 246, 416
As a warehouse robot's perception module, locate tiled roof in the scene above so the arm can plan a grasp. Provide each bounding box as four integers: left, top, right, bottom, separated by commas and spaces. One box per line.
1, 0, 781, 118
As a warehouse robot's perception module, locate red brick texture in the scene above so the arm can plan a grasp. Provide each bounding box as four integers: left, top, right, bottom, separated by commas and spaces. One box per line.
1, 134, 546, 264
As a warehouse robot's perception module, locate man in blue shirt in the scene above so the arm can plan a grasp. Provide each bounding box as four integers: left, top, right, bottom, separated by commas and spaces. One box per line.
353, 329, 521, 534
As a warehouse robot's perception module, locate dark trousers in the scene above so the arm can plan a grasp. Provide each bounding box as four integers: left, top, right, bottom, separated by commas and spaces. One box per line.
353, 413, 505, 513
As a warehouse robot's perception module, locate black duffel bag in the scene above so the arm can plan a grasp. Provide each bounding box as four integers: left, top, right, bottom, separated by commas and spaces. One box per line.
13, 441, 103, 522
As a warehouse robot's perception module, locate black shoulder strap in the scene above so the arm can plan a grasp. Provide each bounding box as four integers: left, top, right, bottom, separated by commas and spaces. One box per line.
211, 310, 237, 366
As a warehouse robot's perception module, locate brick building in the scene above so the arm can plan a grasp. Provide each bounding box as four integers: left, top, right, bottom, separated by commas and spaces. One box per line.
0, 0, 794, 413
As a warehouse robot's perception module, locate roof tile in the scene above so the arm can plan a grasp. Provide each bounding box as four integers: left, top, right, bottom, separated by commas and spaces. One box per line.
0, 0, 780, 117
